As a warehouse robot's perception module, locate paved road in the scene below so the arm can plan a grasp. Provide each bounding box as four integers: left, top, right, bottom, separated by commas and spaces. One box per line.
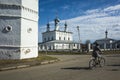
0, 54, 120, 80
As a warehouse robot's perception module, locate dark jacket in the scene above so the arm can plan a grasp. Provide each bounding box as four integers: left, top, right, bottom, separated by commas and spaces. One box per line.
92, 46, 101, 57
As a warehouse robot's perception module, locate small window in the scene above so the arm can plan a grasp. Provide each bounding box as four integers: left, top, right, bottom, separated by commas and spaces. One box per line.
74, 44, 76, 46
68, 37, 70, 40
64, 37, 65, 40
27, 28, 32, 33
51, 37, 54, 40
44, 38, 46, 42
59, 37, 61, 40
5, 25, 12, 32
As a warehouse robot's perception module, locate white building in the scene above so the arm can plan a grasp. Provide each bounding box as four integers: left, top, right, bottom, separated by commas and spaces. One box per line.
95, 30, 116, 50
39, 17, 79, 51
0, 0, 38, 59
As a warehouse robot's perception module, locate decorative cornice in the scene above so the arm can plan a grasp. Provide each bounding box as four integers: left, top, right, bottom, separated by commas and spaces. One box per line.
0, 4, 38, 14
0, 14, 21, 18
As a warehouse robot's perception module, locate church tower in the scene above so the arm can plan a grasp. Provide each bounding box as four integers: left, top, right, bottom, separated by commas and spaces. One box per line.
54, 17, 60, 31
64, 21, 67, 32
105, 30, 108, 39
0, 0, 38, 59
46, 22, 50, 32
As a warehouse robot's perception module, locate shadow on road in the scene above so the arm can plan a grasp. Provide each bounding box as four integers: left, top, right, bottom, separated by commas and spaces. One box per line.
61, 66, 90, 70
107, 64, 120, 67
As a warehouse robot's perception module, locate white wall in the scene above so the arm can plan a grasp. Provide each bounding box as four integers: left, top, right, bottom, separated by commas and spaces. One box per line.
20, 0, 38, 59
42, 31, 55, 42
22, 0, 38, 12
0, 0, 38, 59
56, 31, 72, 41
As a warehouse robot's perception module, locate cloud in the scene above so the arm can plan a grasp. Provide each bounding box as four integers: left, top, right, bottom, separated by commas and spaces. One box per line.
61, 5, 70, 10
39, 4, 120, 43
104, 4, 120, 11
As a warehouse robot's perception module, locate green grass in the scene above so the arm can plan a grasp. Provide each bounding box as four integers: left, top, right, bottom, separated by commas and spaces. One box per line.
0, 55, 58, 68
102, 50, 120, 54
39, 50, 120, 55
39, 51, 86, 55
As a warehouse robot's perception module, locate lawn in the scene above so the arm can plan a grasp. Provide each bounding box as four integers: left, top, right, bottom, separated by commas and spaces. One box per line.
39, 50, 120, 55
0, 55, 58, 68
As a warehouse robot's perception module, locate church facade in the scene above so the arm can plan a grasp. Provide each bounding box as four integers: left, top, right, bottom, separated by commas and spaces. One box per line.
94, 30, 120, 50
0, 0, 38, 59
39, 17, 79, 51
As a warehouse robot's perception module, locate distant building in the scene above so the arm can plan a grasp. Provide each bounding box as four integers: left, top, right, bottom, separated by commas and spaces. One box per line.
39, 17, 79, 51
94, 30, 119, 50
113, 40, 120, 50
0, 0, 38, 59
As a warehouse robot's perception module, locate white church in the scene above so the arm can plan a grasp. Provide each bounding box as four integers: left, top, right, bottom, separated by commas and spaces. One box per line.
39, 17, 79, 51
0, 0, 38, 59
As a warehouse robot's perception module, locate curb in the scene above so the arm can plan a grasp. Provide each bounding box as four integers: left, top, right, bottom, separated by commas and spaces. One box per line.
0, 67, 16, 71
16, 65, 30, 68
0, 60, 59, 71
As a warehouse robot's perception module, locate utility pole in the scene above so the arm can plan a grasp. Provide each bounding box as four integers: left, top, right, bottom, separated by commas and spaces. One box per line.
77, 26, 81, 52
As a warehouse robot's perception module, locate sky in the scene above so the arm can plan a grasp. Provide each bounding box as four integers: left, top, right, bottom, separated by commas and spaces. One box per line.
39, 0, 120, 43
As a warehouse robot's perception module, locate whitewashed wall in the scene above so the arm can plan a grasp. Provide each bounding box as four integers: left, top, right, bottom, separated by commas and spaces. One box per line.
42, 31, 55, 42
55, 31, 73, 41
0, 0, 38, 59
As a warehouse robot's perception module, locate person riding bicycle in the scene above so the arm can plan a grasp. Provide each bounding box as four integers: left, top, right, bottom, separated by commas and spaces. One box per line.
92, 42, 102, 62
89, 42, 105, 68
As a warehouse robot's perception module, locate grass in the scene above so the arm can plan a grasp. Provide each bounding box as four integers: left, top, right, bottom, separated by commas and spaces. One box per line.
39, 51, 87, 55
0, 55, 58, 68
102, 50, 120, 54
39, 50, 120, 55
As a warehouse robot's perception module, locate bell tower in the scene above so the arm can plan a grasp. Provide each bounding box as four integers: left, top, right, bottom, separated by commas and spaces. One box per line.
54, 17, 60, 31
105, 30, 108, 39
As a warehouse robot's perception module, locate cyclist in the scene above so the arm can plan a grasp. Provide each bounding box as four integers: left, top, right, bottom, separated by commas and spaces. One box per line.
92, 42, 102, 63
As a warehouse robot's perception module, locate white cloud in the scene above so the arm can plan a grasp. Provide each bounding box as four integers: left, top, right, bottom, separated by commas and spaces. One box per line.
104, 4, 120, 11
61, 5, 70, 10
85, 9, 102, 14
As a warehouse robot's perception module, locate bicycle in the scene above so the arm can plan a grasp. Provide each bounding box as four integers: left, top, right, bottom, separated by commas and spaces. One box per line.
89, 56, 105, 69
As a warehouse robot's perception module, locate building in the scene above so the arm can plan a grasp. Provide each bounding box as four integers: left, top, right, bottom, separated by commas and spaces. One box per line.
0, 0, 38, 59
39, 17, 79, 51
94, 30, 117, 50
113, 40, 120, 50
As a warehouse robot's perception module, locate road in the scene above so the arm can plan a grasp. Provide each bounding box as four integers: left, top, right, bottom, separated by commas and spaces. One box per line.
0, 54, 120, 80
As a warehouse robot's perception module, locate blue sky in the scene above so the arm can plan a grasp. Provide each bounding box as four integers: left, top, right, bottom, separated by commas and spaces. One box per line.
39, 0, 120, 43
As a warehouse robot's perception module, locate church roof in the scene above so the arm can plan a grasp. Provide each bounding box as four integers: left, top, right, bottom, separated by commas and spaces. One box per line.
95, 38, 116, 44
42, 40, 76, 44
96, 38, 115, 41
42, 30, 73, 34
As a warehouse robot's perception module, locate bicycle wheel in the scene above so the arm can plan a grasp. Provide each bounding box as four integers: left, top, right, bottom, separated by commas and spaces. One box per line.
89, 59, 96, 69
99, 57, 105, 67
